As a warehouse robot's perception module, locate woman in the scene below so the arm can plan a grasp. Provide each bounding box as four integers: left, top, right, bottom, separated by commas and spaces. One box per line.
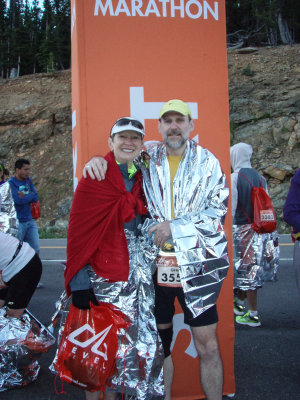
0, 162, 9, 186
0, 231, 42, 318
63, 117, 163, 400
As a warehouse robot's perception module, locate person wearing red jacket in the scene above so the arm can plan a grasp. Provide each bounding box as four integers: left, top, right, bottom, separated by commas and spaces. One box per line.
64, 117, 163, 400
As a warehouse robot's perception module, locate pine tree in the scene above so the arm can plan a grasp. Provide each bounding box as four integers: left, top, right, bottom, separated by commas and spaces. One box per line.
52, 0, 71, 70
38, 0, 56, 72
7, 0, 24, 77
0, 0, 8, 78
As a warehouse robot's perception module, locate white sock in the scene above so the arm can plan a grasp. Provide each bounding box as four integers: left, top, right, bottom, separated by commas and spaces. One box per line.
249, 310, 258, 317
236, 298, 245, 305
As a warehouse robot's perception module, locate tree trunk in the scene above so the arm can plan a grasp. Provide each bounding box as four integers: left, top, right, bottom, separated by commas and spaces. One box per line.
278, 12, 294, 45
267, 27, 278, 46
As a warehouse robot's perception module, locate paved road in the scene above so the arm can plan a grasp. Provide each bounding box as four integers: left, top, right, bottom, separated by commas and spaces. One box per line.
1, 236, 299, 399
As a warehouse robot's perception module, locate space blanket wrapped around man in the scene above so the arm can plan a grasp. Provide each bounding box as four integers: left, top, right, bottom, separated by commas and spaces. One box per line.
0, 182, 55, 392
140, 140, 230, 318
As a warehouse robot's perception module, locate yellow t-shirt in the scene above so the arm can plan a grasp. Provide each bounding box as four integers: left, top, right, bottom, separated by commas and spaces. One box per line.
167, 155, 182, 219
161, 155, 182, 252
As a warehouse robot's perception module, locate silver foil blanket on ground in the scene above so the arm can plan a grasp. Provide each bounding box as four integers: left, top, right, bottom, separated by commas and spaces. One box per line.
50, 230, 164, 399
233, 224, 280, 290
139, 140, 230, 318
0, 309, 55, 391
0, 182, 18, 236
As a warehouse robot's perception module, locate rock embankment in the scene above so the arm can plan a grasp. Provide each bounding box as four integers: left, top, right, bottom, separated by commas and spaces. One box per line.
1, 45, 299, 233
228, 45, 300, 232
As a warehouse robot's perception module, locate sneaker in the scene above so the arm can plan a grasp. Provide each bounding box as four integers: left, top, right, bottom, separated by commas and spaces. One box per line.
233, 299, 246, 316
235, 311, 261, 327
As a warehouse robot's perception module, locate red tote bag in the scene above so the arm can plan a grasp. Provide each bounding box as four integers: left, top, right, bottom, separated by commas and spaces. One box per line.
54, 302, 129, 392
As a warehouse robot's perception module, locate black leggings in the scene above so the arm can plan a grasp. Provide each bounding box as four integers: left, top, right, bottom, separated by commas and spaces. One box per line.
0, 254, 42, 309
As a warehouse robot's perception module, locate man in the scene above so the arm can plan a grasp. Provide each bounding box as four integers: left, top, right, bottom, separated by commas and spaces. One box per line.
84, 100, 229, 400
9, 159, 40, 255
284, 168, 300, 296
231, 143, 279, 327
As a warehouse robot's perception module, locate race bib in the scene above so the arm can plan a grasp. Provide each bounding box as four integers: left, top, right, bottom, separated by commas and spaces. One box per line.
157, 252, 181, 287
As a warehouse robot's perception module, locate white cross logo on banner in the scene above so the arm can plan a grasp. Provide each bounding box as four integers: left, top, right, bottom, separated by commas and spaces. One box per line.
171, 313, 198, 358
130, 86, 199, 129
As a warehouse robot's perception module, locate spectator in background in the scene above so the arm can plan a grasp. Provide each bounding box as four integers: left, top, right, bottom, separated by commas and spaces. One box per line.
231, 142, 279, 327
0, 230, 42, 318
0, 163, 18, 237
0, 162, 9, 186
8, 159, 39, 254
8, 159, 43, 288
283, 169, 300, 296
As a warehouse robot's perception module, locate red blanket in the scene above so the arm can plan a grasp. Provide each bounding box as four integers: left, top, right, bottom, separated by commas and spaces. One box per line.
65, 151, 147, 295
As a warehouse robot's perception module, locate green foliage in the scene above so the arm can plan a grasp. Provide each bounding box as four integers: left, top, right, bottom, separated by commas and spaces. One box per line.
39, 226, 67, 238
0, 0, 70, 78
226, 0, 300, 46
281, 126, 290, 133
230, 121, 239, 132
242, 64, 255, 77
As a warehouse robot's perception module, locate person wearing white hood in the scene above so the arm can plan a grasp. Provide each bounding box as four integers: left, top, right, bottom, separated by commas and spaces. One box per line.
230, 142, 268, 327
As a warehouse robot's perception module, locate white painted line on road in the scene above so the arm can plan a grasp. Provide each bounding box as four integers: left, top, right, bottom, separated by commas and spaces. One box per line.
40, 246, 66, 249
43, 258, 294, 263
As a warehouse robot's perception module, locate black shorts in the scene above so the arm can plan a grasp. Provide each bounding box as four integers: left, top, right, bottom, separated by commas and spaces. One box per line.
154, 274, 218, 327
0, 254, 42, 309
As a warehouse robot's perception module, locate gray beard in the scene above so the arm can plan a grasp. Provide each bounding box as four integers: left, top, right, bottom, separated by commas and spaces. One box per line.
164, 136, 187, 150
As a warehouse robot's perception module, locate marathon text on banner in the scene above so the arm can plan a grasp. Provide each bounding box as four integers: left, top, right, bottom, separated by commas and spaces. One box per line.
94, 0, 219, 20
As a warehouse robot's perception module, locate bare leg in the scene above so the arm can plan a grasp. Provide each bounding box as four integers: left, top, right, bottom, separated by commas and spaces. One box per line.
236, 289, 247, 301
157, 322, 173, 400
163, 354, 174, 400
247, 289, 258, 311
0, 299, 5, 308
85, 390, 103, 400
191, 323, 223, 400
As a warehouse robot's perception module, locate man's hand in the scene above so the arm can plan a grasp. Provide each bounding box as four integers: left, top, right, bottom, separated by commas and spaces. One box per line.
18, 191, 25, 197
83, 157, 108, 181
148, 221, 172, 248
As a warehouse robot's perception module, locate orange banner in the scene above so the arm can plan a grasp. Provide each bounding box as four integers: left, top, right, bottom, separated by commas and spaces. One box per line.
71, 0, 235, 398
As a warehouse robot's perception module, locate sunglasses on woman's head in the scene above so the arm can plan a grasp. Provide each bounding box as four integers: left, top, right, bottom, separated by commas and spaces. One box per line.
113, 118, 144, 131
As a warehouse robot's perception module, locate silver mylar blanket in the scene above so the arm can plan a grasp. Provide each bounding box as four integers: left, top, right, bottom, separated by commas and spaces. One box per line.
139, 140, 230, 318
50, 227, 164, 400
233, 224, 279, 290
0, 309, 55, 391
0, 182, 18, 236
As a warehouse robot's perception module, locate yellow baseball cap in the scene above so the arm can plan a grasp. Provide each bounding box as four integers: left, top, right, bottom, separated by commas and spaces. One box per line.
160, 99, 192, 118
